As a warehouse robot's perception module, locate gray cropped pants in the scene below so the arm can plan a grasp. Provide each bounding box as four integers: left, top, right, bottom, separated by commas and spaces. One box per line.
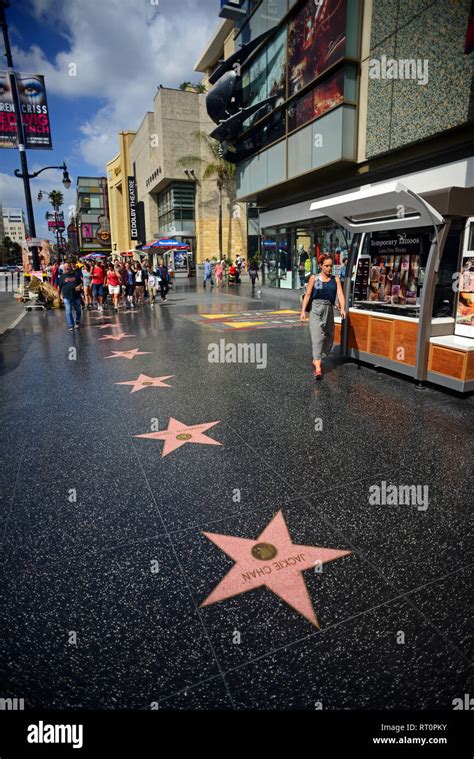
309, 299, 335, 360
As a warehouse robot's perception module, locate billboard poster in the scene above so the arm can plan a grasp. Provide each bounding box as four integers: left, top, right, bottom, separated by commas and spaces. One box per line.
455, 253, 474, 337
0, 71, 17, 147
127, 176, 138, 241
288, 0, 347, 97
288, 69, 344, 132
81, 223, 93, 241
0, 71, 53, 149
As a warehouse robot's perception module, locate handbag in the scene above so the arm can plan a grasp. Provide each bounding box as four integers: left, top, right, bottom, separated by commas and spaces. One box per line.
302, 281, 313, 313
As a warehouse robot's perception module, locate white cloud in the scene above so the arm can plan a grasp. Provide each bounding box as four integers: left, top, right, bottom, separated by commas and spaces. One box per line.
13, 0, 219, 170
0, 169, 77, 241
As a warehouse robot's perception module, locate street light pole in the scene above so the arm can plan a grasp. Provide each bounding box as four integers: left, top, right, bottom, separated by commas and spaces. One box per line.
0, 0, 39, 268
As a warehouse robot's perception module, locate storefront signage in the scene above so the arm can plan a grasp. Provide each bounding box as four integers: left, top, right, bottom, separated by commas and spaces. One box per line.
128, 176, 138, 241
369, 232, 421, 256
0, 71, 52, 149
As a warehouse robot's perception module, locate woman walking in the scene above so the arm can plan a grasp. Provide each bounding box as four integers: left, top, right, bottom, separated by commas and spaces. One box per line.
248, 259, 259, 289
215, 260, 223, 288
91, 259, 106, 312
157, 259, 169, 304
82, 262, 93, 310
124, 262, 136, 309
106, 263, 121, 313
300, 254, 346, 380
133, 262, 145, 305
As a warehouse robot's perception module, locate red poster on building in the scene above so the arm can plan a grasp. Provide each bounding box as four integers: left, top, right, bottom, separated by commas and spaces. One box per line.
0, 71, 53, 149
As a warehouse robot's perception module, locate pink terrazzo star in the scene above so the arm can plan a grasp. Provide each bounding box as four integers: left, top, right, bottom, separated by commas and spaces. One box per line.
105, 348, 151, 360
115, 373, 174, 393
98, 332, 136, 341
95, 323, 124, 329
91, 316, 113, 320
134, 417, 221, 456
200, 511, 351, 627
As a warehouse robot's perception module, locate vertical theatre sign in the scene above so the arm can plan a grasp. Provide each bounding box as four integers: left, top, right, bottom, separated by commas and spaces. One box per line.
128, 176, 138, 241
0, 71, 52, 149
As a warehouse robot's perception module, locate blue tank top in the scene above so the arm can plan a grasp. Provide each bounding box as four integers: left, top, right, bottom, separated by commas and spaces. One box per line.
312, 276, 337, 304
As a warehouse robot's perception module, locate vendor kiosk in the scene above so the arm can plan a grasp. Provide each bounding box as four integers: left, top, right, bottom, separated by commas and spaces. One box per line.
310, 183, 474, 392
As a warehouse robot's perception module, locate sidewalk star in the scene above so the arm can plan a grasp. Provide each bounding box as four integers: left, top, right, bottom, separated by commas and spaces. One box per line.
98, 332, 136, 341
95, 323, 124, 329
134, 417, 221, 456
115, 374, 174, 393
105, 349, 151, 360
200, 511, 351, 627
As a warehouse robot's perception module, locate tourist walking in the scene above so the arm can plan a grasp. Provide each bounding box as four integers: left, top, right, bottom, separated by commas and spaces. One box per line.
147, 269, 157, 306
59, 262, 83, 332
134, 262, 145, 305
124, 262, 136, 309
248, 259, 259, 289
215, 260, 223, 287
300, 254, 346, 380
203, 258, 214, 288
91, 259, 105, 311
106, 263, 121, 312
157, 259, 170, 303
82, 262, 93, 310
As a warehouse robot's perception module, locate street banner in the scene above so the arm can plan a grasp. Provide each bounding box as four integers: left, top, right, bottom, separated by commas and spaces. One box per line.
127, 176, 138, 241
0, 71, 53, 149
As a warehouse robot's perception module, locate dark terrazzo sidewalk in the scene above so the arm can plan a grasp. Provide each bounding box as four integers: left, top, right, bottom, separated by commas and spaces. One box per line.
0, 282, 472, 710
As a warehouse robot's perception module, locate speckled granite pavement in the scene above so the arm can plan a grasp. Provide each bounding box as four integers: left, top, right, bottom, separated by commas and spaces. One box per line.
0, 282, 472, 710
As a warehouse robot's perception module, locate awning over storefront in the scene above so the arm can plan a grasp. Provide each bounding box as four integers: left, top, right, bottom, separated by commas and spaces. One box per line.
309, 182, 444, 232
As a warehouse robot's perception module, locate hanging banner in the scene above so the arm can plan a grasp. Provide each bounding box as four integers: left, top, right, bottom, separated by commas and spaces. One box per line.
0, 71, 53, 149
127, 177, 138, 241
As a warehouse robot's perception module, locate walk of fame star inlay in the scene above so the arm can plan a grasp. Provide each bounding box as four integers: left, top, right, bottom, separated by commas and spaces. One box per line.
134, 417, 221, 457
200, 511, 351, 627
115, 374, 174, 393
104, 349, 151, 360
95, 323, 124, 329
98, 332, 135, 341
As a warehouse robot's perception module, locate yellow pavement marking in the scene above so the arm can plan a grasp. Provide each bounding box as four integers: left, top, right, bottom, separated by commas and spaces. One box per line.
222, 321, 267, 328
201, 313, 236, 319
267, 309, 300, 314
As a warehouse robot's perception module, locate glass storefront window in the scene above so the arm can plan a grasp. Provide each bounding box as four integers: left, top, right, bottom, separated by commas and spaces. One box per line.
261, 219, 354, 289
351, 228, 433, 316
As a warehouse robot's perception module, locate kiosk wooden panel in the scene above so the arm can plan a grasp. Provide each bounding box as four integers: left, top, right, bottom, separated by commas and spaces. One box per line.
369, 317, 393, 357
348, 312, 369, 352
391, 321, 418, 366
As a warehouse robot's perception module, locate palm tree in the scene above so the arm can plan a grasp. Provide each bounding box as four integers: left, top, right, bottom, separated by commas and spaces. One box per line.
178, 131, 236, 259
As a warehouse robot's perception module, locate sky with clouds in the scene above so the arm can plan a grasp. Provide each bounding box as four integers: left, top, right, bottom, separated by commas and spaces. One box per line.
1, 0, 220, 239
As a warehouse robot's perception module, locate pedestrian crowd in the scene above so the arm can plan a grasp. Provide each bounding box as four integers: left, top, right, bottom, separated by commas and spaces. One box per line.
57, 258, 171, 332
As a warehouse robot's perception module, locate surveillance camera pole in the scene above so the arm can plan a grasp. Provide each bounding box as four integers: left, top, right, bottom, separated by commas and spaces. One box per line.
0, 0, 40, 269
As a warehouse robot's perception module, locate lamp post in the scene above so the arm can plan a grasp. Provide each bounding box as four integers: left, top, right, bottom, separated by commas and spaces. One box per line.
37, 189, 64, 263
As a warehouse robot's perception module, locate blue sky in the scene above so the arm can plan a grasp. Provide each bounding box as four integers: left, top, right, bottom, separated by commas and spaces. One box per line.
1, 0, 220, 239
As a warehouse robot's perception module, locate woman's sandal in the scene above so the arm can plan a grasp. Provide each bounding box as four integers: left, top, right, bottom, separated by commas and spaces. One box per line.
313, 367, 323, 380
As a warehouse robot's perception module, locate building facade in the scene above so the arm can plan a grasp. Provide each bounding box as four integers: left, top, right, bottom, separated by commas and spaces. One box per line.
106, 131, 142, 256
76, 177, 112, 257
129, 85, 247, 264
2, 207, 28, 244
203, 0, 473, 289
